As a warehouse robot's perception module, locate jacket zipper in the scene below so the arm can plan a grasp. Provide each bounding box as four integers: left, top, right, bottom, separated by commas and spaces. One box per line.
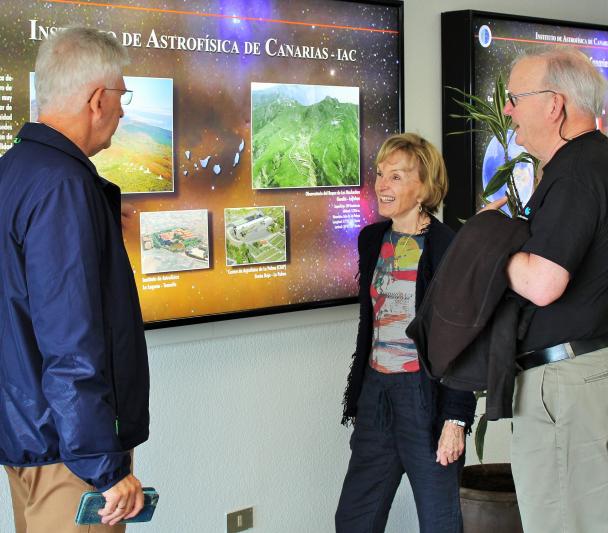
107, 327, 120, 436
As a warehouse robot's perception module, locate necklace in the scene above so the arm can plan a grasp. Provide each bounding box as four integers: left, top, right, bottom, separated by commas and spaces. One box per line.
389, 214, 425, 275
390, 230, 416, 275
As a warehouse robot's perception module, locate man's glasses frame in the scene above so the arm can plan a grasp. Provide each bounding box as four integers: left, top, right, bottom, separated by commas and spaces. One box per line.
507, 89, 557, 107
87, 88, 133, 105
506, 89, 556, 107
104, 88, 133, 105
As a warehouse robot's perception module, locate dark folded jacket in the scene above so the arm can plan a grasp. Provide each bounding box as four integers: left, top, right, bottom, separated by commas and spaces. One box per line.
407, 210, 531, 420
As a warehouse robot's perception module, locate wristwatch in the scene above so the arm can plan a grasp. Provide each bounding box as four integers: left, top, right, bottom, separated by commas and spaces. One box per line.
446, 419, 466, 427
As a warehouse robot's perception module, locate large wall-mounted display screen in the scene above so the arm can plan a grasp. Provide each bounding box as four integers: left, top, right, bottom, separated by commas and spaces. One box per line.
442, 10, 608, 227
0, 0, 403, 327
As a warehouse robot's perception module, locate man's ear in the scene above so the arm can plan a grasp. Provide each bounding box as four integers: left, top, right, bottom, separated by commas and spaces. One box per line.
549, 93, 566, 121
87, 87, 104, 121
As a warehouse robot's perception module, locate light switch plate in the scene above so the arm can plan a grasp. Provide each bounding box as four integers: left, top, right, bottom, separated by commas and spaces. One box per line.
227, 507, 253, 532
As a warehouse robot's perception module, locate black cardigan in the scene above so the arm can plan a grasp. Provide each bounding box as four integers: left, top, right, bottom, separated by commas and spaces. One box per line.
341, 216, 476, 432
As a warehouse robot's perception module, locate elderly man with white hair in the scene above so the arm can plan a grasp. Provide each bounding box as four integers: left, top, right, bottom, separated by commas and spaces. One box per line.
485, 46, 608, 533
0, 27, 149, 532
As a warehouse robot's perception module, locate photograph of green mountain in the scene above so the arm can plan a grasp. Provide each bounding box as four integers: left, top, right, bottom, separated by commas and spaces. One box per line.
225, 206, 287, 266
30, 75, 173, 194
251, 83, 360, 189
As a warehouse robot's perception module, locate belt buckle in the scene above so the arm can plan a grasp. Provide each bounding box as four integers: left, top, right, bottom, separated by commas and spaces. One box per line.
515, 350, 533, 373
564, 342, 576, 359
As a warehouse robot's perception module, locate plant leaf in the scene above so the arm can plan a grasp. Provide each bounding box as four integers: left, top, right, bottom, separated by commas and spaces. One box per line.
475, 413, 488, 464
446, 75, 540, 219
474, 390, 487, 400
446, 128, 487, 136
483, 165, 511, 198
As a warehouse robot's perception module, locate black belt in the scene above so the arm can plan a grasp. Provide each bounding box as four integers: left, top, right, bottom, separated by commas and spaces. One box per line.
516, 335, 608, 372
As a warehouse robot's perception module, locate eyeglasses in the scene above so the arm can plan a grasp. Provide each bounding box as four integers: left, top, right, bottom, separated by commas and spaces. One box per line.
506, 89, 556, 107
87, 88, 133, 105
104, 88, 133, 105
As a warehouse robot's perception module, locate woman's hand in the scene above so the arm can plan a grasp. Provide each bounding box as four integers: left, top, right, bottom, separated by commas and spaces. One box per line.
436, 421, 465, 466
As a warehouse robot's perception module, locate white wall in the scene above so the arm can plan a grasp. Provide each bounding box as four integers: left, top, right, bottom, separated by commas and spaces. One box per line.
2, 1, 608, 532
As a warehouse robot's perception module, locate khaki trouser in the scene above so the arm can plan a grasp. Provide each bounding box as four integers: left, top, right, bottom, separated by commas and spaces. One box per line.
4, 461, 126, 533
512, 347, 608, 533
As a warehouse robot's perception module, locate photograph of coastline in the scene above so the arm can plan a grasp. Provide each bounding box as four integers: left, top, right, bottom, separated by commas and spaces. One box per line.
30, 74, 174, 193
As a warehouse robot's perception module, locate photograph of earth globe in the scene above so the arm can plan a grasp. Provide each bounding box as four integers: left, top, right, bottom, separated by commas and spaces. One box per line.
481, 131, 535, 216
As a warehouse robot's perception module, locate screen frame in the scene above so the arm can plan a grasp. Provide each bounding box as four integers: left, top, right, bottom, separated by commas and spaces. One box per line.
441, 9, 608, 230
141, 0, 405, 330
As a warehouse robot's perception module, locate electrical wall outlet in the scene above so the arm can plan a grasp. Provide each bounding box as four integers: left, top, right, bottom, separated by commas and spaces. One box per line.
227, 507, 253, 532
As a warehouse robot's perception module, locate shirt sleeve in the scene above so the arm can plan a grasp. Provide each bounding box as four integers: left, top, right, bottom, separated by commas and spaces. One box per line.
521, 177, 599, 274
24, 176, 129, 491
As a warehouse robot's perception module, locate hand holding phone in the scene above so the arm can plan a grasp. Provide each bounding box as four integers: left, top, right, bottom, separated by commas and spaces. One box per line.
100, 474, 144, 525
75, 486, 159, 525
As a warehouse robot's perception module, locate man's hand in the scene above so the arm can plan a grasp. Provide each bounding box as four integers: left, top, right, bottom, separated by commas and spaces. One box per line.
478, 196, 507, 213
98, 474, 144, 525
436, 421, 465, 467
120, 201, 136, 232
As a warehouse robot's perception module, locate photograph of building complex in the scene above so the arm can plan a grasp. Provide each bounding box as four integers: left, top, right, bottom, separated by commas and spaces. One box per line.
251, 82, 360, 189
140, 209, 209, 274
225, 206, 287, 266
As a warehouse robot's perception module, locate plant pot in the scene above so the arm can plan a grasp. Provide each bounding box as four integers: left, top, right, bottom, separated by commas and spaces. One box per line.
460, 463, 523, 533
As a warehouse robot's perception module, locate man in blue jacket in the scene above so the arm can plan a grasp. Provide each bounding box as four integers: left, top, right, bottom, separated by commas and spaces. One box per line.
0, 27, 150, 531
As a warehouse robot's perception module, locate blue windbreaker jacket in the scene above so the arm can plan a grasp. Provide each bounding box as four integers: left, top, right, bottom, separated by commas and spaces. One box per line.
0, 123, 149, 491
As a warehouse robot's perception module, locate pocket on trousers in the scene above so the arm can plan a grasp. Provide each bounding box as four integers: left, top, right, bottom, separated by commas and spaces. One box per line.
540, 366, 557, 425
352, 376, 378, 430
583, 369, 608, 384
416, 382, 428, 411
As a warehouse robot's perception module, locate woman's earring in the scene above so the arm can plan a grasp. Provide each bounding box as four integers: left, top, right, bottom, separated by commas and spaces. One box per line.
418, 203, 423, 213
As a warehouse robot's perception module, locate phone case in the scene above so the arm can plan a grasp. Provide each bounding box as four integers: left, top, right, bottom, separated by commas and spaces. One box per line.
75, 486, 159, 524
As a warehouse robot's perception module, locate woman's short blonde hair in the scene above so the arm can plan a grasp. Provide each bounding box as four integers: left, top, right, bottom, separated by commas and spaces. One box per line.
375, 133, 448, 213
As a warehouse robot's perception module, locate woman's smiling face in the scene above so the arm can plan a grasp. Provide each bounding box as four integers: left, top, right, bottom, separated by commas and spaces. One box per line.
375, 149, 424, 224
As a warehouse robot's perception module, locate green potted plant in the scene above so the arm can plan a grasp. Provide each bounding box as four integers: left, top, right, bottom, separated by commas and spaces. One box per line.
446, 76, 539, 533
448, 75, 538, 218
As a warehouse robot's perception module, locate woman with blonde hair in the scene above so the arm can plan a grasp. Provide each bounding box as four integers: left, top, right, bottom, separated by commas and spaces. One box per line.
336, 133, 476, 533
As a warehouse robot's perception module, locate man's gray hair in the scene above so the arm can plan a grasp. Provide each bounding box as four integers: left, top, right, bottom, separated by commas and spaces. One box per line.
35, 27, 129, 115
514, 46, 607, 117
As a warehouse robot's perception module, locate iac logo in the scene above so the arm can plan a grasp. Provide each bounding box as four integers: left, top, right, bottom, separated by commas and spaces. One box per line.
478, 25, 492, 48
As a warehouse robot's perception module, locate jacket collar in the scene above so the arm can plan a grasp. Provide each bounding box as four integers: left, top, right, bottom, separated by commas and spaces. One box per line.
17, 122, 122, 222
16, 122, 115, 190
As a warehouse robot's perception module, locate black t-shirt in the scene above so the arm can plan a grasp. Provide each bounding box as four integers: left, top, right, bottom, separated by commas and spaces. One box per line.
520, 130, 608, 352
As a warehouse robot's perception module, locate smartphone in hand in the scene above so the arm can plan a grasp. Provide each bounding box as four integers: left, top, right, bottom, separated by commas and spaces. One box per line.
75, 487, 159, 524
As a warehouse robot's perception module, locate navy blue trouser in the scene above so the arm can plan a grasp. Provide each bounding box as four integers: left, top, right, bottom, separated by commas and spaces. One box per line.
335, 367, 464, 533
